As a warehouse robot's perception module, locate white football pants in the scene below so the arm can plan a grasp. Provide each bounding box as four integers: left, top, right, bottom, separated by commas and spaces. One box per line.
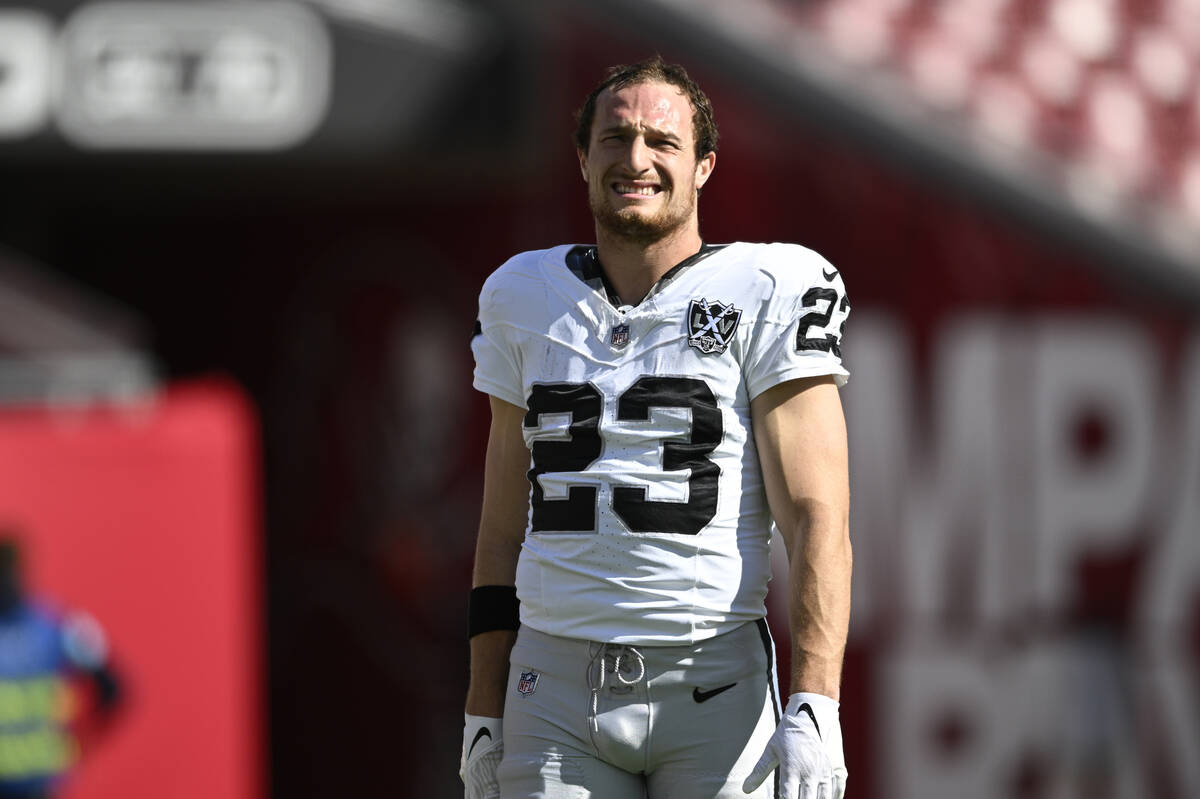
498, 619, 782, 799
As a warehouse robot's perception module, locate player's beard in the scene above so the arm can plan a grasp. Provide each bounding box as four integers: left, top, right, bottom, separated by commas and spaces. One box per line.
589, 177, 696, 246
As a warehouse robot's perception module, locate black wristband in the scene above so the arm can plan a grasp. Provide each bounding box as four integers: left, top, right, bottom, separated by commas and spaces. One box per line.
468, 585, 520, 638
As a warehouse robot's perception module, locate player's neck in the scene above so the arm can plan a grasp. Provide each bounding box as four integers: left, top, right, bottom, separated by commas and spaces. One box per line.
594, 224, 704, 306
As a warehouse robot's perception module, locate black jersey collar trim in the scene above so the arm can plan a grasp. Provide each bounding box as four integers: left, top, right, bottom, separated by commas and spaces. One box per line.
564, 243, 728, 308
564, 245, 621, 305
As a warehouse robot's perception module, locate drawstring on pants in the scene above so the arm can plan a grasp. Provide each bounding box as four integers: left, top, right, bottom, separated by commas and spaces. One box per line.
586, 642, 646, 732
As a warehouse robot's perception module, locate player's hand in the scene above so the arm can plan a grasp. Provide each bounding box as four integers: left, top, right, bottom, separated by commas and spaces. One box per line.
460, 714, 504, 799
743, 692, 847, 799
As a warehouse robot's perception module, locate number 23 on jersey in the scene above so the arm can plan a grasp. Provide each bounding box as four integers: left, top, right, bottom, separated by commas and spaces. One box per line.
524, 376, 722, 536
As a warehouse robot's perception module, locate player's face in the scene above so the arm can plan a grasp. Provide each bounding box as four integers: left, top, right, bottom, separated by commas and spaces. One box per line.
578, 81, 715, 244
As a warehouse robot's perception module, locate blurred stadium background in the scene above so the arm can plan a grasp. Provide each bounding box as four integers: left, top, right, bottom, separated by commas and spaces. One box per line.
1, 0, 1198, 797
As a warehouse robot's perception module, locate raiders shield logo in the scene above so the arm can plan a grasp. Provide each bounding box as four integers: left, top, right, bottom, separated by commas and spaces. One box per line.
687, 298, 742, 355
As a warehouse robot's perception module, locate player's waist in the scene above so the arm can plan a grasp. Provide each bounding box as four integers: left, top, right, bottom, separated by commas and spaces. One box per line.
516, 595, 766, 647
510, 617, 773, 680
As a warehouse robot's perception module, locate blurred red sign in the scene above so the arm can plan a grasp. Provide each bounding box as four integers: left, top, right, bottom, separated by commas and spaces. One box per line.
0, 380, 263, 799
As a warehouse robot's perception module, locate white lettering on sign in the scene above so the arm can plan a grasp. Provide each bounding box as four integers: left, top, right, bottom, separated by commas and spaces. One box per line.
882, 636, 1147, 799
0, 10, 54, 139
1031, 318, 1158, 611
56, 1, 331, 150
843, 313, 1200, 797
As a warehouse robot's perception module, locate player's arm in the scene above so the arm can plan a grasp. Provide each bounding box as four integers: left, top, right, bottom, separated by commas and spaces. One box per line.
745, 374, 851, 798
465, 394, 530, 717
753, 375, 851, 697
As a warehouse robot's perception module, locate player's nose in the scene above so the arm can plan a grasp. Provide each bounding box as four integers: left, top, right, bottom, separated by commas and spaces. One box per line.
624, 135, 653, 173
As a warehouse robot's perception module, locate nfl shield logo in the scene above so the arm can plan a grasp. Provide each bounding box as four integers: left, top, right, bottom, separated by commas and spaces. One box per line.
517, 670, 540, 697
610, 323, 630, 349
687, 298, 742, 355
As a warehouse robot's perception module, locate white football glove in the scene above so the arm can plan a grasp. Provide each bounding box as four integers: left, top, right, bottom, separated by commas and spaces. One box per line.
743, 692, 847, 799
460, 713, 504, 799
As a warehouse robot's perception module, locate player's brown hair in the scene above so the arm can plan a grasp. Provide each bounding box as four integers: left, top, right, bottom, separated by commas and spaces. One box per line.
574, 56, 719, 160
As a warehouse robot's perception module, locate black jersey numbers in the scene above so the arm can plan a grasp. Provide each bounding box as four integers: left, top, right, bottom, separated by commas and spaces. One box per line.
524, 383, 603, 531
614, 377, 720, 534
524, 377, 723, 535
796, 286, 849, 358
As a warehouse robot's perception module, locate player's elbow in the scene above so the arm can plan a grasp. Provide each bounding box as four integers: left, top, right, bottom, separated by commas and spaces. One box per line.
777, 496, 847, 552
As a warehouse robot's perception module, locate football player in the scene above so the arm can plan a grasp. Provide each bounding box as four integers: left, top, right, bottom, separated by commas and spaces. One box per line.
462, 56, 851, 799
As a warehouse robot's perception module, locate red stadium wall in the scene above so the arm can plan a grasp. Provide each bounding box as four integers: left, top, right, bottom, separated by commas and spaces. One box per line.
0, 380, 263, 799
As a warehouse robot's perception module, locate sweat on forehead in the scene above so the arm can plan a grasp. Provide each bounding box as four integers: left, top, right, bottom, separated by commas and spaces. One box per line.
597, 83, 688, 132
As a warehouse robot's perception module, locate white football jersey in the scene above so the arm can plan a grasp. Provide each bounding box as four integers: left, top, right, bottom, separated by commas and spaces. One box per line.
472, 242, 849, 645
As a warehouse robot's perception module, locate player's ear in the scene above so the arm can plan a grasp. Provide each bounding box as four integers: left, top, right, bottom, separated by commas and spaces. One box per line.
694, 150, 716, 190
577, 148, 590, 184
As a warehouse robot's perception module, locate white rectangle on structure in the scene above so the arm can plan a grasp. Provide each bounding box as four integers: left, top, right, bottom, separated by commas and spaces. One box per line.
0, 10, 54, 139
56, 1, 331, 150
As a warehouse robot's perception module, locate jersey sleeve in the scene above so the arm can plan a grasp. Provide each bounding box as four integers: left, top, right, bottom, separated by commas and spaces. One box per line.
471, 271, 527, 408
743, 247, 851, 400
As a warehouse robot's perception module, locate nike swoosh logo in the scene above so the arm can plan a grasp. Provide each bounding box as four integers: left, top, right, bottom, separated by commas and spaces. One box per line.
692, 683, 736, 703
468, 727, 491, 758
822, 268, 839, 282
797, 703, 822, 740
